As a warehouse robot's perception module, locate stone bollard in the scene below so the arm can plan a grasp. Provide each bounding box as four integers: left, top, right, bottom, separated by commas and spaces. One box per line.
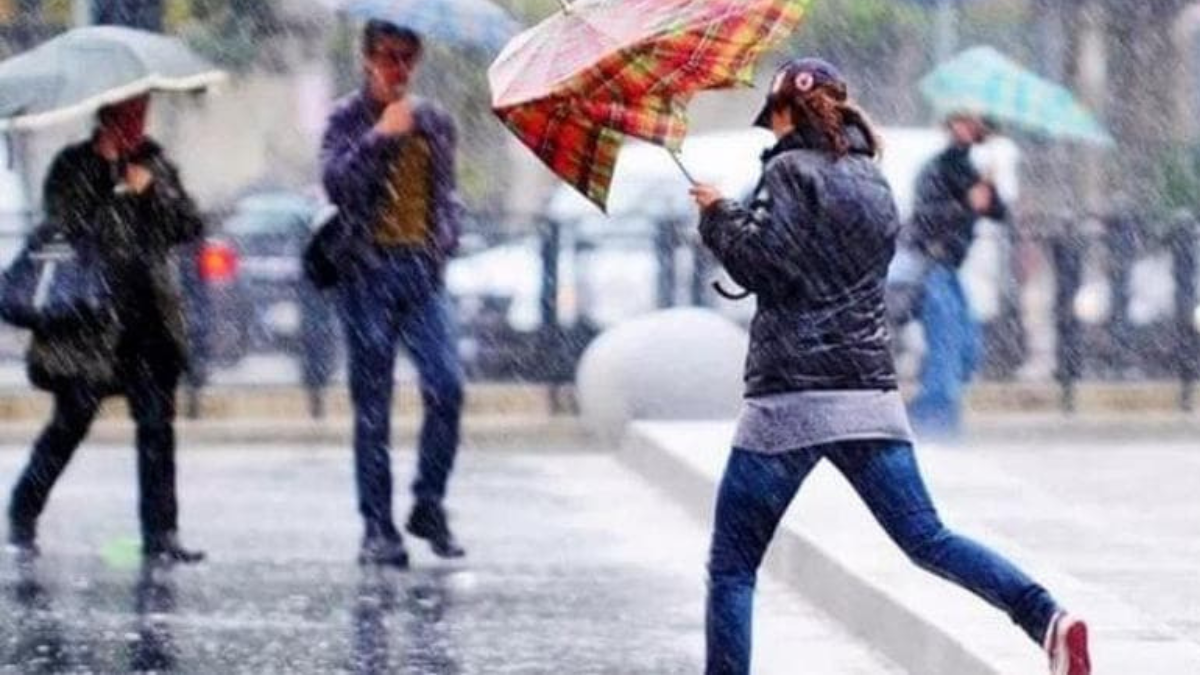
575, 308, 748, 441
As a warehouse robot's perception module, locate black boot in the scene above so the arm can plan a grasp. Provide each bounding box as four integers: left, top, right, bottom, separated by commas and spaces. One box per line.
358, 535, 410, 570
405, 502, 465, 559
6, 517, 38, 561
143, 531, 205, 566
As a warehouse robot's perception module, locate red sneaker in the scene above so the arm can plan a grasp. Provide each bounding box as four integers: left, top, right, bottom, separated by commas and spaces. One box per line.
1045, 612, 1091, 675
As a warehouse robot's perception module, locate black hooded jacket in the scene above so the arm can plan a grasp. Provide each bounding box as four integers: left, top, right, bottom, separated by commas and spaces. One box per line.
699, 123, 900, 396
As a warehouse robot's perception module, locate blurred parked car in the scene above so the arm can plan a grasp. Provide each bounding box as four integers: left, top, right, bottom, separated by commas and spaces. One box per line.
183, 190, 338, 393
447, 231, 599, 382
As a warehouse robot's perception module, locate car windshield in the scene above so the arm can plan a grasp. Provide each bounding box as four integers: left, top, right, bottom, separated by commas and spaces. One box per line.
225, 210, 308, 237
224, 192, 314, 235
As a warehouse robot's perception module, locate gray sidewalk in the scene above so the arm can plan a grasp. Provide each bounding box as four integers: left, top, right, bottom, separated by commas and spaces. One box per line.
0, 415, 590, 449
622, 421, 1200, 674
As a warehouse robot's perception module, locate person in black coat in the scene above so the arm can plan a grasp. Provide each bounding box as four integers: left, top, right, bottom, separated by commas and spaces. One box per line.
6, 95, 206, 564
690, 59, 1090, 675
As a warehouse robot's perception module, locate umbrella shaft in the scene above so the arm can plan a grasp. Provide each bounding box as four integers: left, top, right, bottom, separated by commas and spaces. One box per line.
668, 150, 698, 186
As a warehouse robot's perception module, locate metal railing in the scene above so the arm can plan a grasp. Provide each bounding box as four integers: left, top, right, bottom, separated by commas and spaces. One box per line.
3, 207, 1199, 417
1040, 210, 1200, 411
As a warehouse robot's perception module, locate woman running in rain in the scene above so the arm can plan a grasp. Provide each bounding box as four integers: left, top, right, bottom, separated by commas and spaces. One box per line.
689, 57, 1090, 675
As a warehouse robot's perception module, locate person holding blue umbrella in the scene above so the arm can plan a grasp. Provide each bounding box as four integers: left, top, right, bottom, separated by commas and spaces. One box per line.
901, 111, 1005, 438
897, 46, 1112, 438
318, 19, 466, 569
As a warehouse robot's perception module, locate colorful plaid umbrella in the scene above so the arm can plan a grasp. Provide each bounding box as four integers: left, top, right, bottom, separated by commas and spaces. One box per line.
488, 0, 809, 210
920, 45, 1112, 146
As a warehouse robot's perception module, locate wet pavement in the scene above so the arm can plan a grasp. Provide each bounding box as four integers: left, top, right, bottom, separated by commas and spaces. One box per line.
0, 444, 898, 674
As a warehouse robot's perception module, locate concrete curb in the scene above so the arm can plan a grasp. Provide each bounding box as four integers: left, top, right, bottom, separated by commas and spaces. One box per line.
620, 421, 1200, 675
0, 382, 563, 422
0, 416, 590, 449
0, 381, 1196, 423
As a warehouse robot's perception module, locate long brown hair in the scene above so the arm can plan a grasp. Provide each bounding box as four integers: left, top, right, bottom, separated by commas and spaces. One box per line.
773, 82, 882, 160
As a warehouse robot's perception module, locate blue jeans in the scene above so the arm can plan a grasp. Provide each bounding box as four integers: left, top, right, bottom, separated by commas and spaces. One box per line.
339, 254, 464, 540
706, 441, 1058, 675
910, 264, 980, 437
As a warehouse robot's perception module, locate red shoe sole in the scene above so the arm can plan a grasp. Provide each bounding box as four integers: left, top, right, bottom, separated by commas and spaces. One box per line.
1064, 621, 1091, 675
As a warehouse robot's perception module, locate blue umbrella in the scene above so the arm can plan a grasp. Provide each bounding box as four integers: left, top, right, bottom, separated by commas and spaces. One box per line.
0, 25, 226, 131
920, 46, 1113, 146
337, 0, 522, 53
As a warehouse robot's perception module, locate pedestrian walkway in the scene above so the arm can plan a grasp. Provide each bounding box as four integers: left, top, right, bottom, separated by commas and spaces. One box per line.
624, 421, 1200, 674
0, 444, 899, 673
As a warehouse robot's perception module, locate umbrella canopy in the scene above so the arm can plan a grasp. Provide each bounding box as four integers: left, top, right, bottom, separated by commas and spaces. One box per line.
489, 0, 809, 210
0, 25, 226, 132
920, 45, 1112, 146
335, 0, 522, 53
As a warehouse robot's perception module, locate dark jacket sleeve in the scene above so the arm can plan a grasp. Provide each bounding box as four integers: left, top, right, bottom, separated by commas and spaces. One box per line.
698, 161, 812, 297
981, 183, 1009, 222
911, 163, 972, 223
320, 101, 407, 216
133, 146, 205, 246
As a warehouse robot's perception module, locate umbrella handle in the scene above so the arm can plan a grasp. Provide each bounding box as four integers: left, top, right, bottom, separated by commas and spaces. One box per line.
712, 281, 752, 300
668, 150, 699, 186
556, 0, 574, 13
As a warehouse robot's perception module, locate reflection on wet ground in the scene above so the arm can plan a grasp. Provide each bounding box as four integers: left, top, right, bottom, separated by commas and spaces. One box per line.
0, 448, 703, 674
3, 559, 479, 674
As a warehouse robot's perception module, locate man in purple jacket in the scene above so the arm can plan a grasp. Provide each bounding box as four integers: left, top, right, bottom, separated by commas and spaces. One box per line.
320, 19, 465, 568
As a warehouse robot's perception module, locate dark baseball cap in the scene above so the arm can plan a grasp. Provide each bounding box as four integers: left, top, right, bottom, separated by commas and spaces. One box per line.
753, 57, 847, 128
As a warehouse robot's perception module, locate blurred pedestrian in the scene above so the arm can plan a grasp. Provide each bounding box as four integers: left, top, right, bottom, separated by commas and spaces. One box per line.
903, 112, 1007, 438
690, 58, 1090, 675
6, 95, 206, 565
320, 20, 465, 569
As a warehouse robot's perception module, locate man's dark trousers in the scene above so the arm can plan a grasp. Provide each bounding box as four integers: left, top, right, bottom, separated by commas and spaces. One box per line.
339, 251, 464, 540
